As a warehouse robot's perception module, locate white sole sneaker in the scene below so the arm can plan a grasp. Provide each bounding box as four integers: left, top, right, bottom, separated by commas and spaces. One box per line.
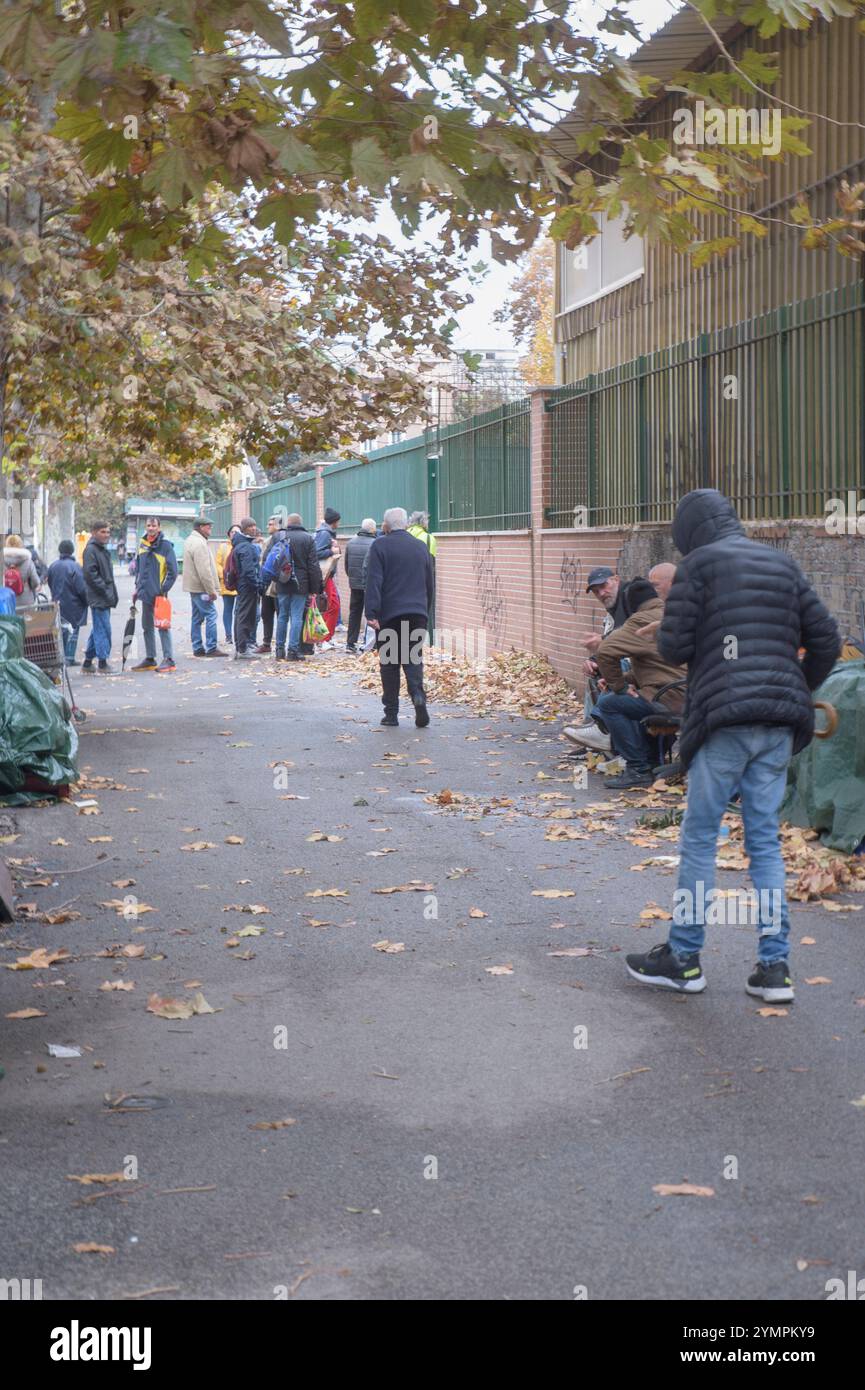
564, 725, 612, 753
626, 964, 707, 993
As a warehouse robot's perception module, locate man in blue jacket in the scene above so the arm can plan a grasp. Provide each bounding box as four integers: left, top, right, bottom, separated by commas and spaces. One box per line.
47, 540, 88, 664
364, 507, 434, 728
131, 517, 179, 672
231, 517, 262, 659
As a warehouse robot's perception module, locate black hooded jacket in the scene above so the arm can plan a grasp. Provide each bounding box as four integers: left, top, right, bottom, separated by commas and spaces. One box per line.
658, 489, 839, 768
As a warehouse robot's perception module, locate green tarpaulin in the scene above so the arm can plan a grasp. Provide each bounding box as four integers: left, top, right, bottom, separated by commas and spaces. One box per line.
781, 660, 865, 853
0, 616, 79, 793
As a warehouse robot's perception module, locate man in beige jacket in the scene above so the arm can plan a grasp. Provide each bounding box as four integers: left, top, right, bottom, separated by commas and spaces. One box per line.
182, 518, 227, 657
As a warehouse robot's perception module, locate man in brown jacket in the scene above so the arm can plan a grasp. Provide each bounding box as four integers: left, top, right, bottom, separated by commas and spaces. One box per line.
591, 577, 686, 789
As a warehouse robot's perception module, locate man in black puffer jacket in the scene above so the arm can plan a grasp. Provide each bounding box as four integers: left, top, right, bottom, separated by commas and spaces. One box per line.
626, 489, 839, 1005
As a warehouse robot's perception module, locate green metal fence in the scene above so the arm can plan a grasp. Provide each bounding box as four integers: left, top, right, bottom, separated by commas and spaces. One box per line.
248, 471, 317, 531
547, 282, 865, 526
324, 441, 428, 532
202, 498, 233, 536
436, 399, 531, 531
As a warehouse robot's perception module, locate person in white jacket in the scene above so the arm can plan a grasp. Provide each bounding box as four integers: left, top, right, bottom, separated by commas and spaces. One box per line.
182, 518, 227, 657
3, 535, 42, 609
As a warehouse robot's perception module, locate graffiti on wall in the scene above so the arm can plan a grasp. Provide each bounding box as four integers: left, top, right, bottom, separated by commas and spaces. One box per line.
559, 554, 583, 613
471, 536, 507, 641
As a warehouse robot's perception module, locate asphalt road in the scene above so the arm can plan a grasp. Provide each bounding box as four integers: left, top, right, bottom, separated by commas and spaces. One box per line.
1, 578, 864, 1301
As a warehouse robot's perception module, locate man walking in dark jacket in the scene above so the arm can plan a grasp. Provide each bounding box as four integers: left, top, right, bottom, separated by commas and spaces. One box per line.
274, 515, 323, 661
81, 522, 119, 673
364, 507, 434, 728
47, 541, 88, 664
231, 518, 261, 659
131, 516, 179, 672
626, 489, 839, 1003
343, 518, 376, 652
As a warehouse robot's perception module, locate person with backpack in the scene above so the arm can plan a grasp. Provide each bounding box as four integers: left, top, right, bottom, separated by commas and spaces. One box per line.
47, 540, 88, 663
216, 524, 239, 644
625, 488, 840, 1003
182, 517, 226, 660
255, 513, 284, 654
225, 518, 261, 659
81, 521, 118, 673
344, 518, 377, 653
273, 514, 323, 661
3, 533, 41, 608
133, 516, 180, 672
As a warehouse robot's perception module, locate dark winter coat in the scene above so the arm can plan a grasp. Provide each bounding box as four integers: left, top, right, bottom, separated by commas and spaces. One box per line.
230, 529, 261, 592
276, 525, 323, 597
314, 522, 337, 561
344, 531, 375, 590
82, 538, 119, 610
47, 555, 88, 627
658, 489, 840, 767
134, 532, 178, 604
364, 529, 434, 625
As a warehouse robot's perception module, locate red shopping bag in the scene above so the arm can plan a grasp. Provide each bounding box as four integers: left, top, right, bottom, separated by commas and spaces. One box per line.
153, 595, 172, 630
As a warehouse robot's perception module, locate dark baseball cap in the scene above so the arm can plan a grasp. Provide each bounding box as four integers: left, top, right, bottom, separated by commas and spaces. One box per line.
586, 565, 616, 592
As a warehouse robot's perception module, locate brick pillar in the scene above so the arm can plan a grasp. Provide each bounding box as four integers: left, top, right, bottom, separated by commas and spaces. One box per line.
315, 465, 325, 524
529, 388, 554, 653
230, 488, 251, 524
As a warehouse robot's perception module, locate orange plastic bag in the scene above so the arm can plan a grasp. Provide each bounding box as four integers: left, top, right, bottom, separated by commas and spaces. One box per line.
153, 595, 172, 630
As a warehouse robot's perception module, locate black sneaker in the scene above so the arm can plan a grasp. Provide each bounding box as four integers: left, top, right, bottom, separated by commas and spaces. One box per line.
604, 768, 654, 789
192, 649, 206, 657
204, 647, 229, 658
746, 960, 794, 1003
132, 658, 158, 671
81, 661, 95, 673
412, 692, 430, 728
380, 715, 398, 727
286, 651, 305, 662
626, 941, 706, 993
157, 659, 176, 673
97, 661, 113, 674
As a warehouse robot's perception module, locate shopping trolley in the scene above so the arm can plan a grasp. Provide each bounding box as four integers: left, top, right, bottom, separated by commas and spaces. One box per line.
19, 600, 86, 723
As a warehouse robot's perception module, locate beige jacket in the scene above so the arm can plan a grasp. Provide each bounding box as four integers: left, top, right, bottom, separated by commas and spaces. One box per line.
182, 530, 219, 595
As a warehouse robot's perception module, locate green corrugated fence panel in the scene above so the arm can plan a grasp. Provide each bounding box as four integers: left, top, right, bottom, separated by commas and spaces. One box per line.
249, 472, 317, 531
437, 399, 530, 531
203, 499, 233, 537
324, 442, 429, 532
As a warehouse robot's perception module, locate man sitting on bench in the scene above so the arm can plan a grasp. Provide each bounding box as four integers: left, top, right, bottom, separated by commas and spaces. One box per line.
591, 577, 687, 790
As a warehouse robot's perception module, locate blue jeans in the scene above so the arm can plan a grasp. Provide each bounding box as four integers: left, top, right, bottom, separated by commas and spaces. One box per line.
190, 593, 218, 653
276, 590, 307, 652
591, 691, 657, 770
669, 725, 794, 966
222, 593, 235, 642
84, 607, 112, 662
141, 598, 174, 662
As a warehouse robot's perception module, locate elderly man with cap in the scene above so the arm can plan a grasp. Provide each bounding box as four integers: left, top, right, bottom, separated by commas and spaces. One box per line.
182, 516, 227, 659
564, 565, 628, 752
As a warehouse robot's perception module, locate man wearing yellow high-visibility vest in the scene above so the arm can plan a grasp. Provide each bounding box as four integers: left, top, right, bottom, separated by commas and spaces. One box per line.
408, 510, 436, 639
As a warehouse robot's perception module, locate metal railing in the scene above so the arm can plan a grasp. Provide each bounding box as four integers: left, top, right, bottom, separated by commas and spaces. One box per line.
547, 282, 865, 526
436, 399, 531, 531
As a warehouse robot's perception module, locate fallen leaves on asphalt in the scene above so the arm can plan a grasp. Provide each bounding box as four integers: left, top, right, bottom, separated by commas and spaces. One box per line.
6, 1007, 47, 1019
373, 940, 405, 953
372, 882, 433, 894
485, 964, 514, 976
756, 1007, 789, 1018
67, 1173, 127, 1186
99, 900, 156, 917
6, 947, 71, 971
146, 992, 217, 1019
72, 1243, 115, 1255
99, 981, 135, 992
249, 1119, 296, 1131
181, 841, 217, 852
532, 889, 575, 899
